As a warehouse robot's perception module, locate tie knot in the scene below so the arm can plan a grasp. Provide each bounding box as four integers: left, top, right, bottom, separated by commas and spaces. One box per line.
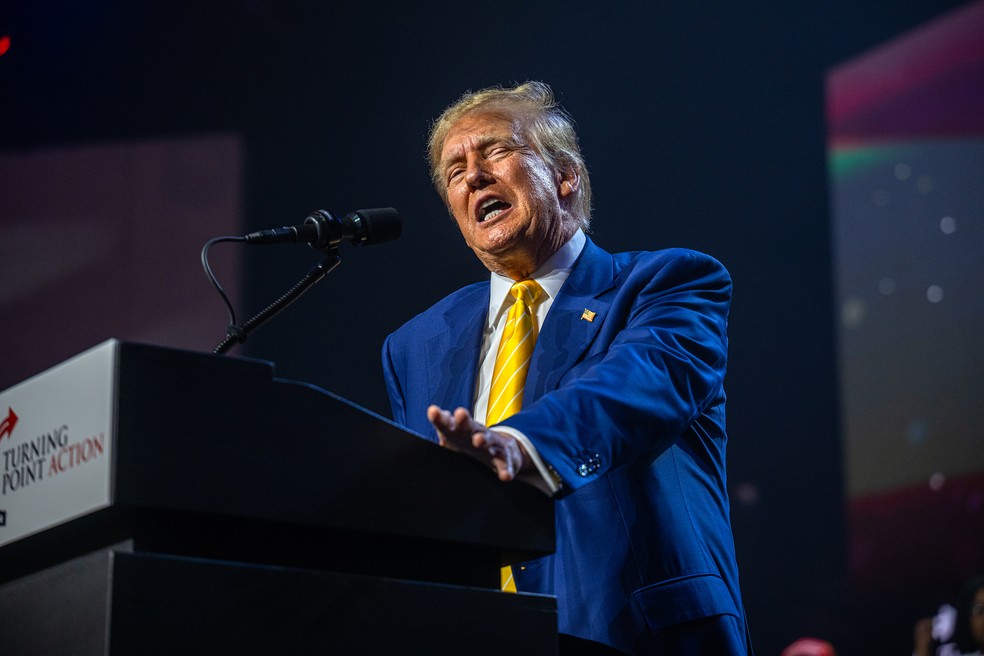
510, 279, 543, 307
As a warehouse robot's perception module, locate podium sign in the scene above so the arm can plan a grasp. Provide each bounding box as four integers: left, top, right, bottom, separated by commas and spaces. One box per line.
0, 340, 118, 547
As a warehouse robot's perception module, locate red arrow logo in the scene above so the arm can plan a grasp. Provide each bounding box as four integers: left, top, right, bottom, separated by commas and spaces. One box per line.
0, 407, 18, 442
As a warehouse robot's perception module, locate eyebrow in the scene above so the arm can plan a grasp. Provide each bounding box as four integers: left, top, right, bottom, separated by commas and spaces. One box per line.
440, 134, 517, 172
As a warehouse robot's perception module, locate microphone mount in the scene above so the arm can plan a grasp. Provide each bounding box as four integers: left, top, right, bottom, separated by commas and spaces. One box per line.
202, 207, 401, 355
210, 251, 341, 355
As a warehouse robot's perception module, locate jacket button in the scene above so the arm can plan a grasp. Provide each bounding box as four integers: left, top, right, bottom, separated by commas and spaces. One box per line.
576, 452, 602, 476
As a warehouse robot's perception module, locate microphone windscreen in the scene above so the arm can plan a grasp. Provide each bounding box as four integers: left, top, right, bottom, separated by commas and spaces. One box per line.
353, 207, 402, 245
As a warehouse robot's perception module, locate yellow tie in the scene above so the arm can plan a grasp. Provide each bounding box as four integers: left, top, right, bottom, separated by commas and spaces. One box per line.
488, 279, 542, 593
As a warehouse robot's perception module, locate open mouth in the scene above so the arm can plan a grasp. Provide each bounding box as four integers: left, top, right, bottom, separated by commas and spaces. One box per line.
478, 199, 511, 222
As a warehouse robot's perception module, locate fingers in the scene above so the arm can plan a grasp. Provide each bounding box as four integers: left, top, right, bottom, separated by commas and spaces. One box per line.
426, 405, 449, 446
426, 406, 525, 483
453, 407, 473, 426
486, 432, 522, 482
426, 404, 444, 425
428, 406, 474, 449
427, 405, 457, 429
492, 459, 514, 482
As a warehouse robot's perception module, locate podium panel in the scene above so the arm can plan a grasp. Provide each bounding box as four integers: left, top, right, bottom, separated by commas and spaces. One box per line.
0, 544, 557, 656
0, 340, 557, 654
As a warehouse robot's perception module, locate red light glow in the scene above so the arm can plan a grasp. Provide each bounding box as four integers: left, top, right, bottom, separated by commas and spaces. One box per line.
0, 36, 10, 57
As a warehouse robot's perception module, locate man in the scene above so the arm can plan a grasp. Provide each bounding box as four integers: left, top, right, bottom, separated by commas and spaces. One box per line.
382, 81, 751, 654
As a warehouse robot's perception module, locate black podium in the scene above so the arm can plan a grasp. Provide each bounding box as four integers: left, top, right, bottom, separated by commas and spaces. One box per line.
0, 341, 557, 655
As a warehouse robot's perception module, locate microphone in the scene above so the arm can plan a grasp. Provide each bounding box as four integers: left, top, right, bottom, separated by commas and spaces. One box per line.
244, 207, 401, 248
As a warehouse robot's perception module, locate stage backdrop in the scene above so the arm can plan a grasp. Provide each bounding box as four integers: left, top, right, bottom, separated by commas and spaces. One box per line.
826, 0, 984, 647
0, 135, 243, 391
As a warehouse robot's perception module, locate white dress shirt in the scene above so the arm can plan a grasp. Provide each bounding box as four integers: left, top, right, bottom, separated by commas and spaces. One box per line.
472, 229, 586, 495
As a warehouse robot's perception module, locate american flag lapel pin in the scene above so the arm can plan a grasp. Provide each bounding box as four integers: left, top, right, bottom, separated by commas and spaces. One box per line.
580, 308, 596, 322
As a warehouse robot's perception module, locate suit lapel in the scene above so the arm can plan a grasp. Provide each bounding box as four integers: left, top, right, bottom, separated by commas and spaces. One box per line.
426, 284, 488, 412
525, 239, 617, 403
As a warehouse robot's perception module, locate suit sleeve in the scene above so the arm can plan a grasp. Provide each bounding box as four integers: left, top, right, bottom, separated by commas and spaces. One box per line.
381, 333, 407, 427
500, 249, 731, 493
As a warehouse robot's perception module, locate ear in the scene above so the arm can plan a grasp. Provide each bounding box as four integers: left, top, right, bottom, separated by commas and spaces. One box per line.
557, 168, 579, 199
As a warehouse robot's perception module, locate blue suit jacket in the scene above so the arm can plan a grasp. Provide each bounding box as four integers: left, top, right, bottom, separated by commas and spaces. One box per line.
382, 238, 749, 654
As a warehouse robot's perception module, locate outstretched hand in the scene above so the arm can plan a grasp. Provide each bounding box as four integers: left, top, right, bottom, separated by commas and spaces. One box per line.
427, 405, 530, 482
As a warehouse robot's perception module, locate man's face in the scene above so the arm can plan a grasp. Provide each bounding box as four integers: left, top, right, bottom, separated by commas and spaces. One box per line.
438, 111, 577, 279
972, 588, 984, 648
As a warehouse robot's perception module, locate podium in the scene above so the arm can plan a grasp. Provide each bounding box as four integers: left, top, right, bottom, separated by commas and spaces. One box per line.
0, 340, 557, 655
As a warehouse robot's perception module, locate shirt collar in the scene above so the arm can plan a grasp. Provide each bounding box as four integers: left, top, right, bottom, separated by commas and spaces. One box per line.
487, 228, 587, 326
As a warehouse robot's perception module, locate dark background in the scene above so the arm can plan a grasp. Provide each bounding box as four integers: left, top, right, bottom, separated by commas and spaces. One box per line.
0, 1, 972, 652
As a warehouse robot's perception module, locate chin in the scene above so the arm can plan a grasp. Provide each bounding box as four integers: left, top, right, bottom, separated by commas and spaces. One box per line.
474, 228, 521, 253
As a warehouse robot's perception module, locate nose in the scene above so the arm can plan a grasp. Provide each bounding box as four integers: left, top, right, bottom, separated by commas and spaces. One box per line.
464, 154, 494, 189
